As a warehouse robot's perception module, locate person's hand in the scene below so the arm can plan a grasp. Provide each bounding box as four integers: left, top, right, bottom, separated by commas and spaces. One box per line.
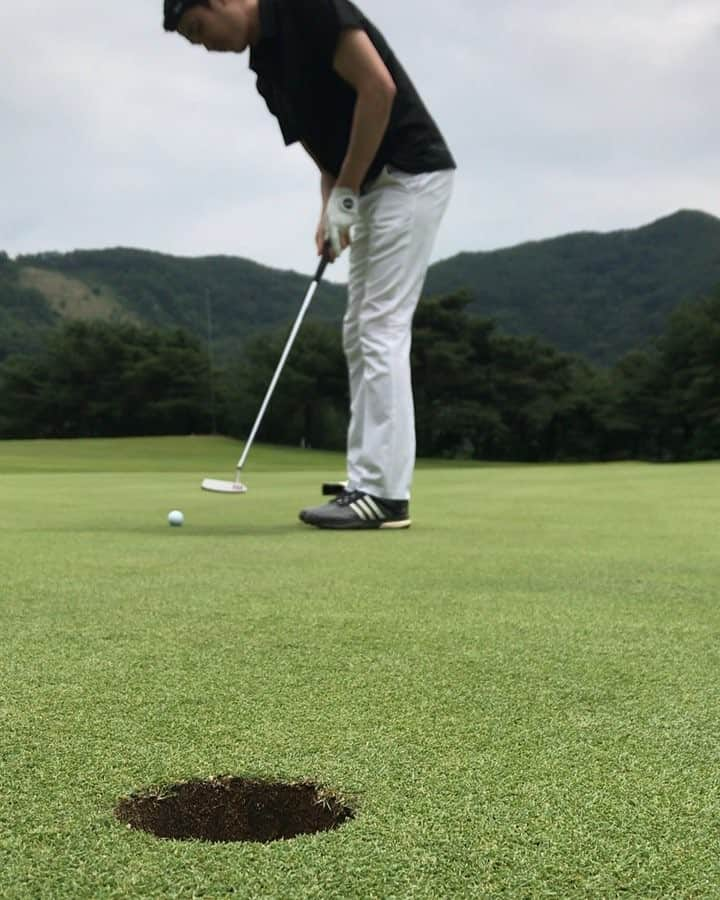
314, 223, 335, 267
324, 187, 359, 258
315, 218, 329, 259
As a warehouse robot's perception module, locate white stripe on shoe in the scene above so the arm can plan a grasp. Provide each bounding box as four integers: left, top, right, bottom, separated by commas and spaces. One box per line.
350, 501, 369, 521
351, 496, 386, 521
361, 496, 386, 519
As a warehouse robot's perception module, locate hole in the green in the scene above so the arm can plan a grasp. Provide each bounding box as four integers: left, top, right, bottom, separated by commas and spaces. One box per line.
114, 776, 355, 844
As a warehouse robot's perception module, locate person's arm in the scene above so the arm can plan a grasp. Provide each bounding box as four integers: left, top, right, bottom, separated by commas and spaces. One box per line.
320, 170, 335, 208
332, 29, 397, 193
301, 141, 336, 256
320, 28, 396, 257
301, 30, 396, 258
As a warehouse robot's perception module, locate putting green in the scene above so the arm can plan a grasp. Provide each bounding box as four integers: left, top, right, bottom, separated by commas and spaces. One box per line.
1, 437, 719, 898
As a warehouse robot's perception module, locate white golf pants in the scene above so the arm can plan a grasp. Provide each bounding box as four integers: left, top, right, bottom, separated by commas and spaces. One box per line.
344, 166, 454, 500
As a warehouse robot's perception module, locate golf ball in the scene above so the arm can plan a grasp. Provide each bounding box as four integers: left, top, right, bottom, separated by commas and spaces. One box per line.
168, 510, 184, 527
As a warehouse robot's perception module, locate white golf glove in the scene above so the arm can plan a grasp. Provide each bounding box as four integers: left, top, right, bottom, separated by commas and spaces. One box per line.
325, 187, 359, 257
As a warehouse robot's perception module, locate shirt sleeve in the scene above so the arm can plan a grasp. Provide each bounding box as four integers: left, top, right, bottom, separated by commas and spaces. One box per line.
294, 0, 366, 65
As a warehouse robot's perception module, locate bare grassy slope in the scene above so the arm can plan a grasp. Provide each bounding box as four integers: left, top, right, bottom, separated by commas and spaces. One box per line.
19, 266, 137, 323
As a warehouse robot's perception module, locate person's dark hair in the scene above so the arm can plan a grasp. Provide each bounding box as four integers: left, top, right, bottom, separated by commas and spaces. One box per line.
163, 0, 207, 32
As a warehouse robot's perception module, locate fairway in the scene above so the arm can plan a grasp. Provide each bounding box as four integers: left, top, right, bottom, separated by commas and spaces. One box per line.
1, 437, 719, 898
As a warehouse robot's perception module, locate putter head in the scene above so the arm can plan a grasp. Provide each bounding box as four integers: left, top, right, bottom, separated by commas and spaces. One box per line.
201, 478, 248, 494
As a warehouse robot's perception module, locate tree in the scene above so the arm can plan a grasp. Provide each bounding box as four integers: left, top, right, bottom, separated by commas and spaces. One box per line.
412, 292, 607, 461
223, 321, 348, 450
0, 321, 214, 438
655, 289, 720, 459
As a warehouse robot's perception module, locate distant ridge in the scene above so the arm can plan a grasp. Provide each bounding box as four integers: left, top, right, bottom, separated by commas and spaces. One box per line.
424, 209, 720, 363
2, 209, 719, 365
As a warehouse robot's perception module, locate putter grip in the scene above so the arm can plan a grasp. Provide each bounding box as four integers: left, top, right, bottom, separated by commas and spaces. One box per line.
314, 243, 332, 282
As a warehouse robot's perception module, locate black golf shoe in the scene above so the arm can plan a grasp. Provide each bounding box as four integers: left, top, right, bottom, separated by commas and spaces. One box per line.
299, 490, 411, 530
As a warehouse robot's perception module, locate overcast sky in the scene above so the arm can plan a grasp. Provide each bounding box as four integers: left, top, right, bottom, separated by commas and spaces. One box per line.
2, 0, 719, 282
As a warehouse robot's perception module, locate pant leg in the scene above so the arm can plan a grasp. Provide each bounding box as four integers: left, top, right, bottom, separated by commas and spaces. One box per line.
343, 213, 371, 492
344, 167, 454, 500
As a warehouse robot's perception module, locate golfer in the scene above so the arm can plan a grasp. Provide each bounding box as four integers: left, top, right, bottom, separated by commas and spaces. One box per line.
164, 0, 455, 529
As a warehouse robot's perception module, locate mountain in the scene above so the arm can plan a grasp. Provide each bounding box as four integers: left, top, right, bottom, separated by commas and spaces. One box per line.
2, 209, 719, 366
424, 209, 720, 363
0, 249, 346, 364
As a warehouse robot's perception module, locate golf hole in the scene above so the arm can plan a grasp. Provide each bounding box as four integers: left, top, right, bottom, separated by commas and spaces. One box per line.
114, 776, 354, 844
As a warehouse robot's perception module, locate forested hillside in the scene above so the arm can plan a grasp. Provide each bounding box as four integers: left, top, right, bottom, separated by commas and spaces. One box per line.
2, 287, 718, 461
0, 249, 345, 364
424, 210, 720, 363
2, 209, 719, 366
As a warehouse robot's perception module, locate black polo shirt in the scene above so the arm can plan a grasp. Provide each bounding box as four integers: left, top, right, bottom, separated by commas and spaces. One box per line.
248, 0, 456, 188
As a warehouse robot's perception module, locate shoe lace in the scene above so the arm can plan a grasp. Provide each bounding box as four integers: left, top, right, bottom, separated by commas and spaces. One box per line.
333, 490, 365, 507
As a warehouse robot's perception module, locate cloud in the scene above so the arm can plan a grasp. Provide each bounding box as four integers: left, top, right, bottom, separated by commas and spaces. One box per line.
2, 0, 718, 279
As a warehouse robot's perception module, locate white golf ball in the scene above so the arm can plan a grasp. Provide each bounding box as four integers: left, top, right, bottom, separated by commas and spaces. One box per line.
168, 510, 184, 527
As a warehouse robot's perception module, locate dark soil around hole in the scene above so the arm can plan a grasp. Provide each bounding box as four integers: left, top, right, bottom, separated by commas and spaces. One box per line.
114, 776, 354, 844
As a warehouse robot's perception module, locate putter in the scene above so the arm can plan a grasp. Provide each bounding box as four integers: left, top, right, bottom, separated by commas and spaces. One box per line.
201, 250, 330, 494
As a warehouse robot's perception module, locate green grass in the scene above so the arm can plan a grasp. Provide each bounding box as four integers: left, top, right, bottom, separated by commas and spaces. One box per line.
1, 437, 719, 898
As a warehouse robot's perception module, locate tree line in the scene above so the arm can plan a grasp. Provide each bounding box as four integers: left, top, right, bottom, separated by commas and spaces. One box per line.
0, 286, 718, 461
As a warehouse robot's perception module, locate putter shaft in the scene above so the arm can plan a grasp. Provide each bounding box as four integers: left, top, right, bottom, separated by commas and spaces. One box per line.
235, 254, 329, 474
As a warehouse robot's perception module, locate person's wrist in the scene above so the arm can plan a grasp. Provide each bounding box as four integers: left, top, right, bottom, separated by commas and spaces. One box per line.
335, 175, 361, 194
329, 186, 360, 211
